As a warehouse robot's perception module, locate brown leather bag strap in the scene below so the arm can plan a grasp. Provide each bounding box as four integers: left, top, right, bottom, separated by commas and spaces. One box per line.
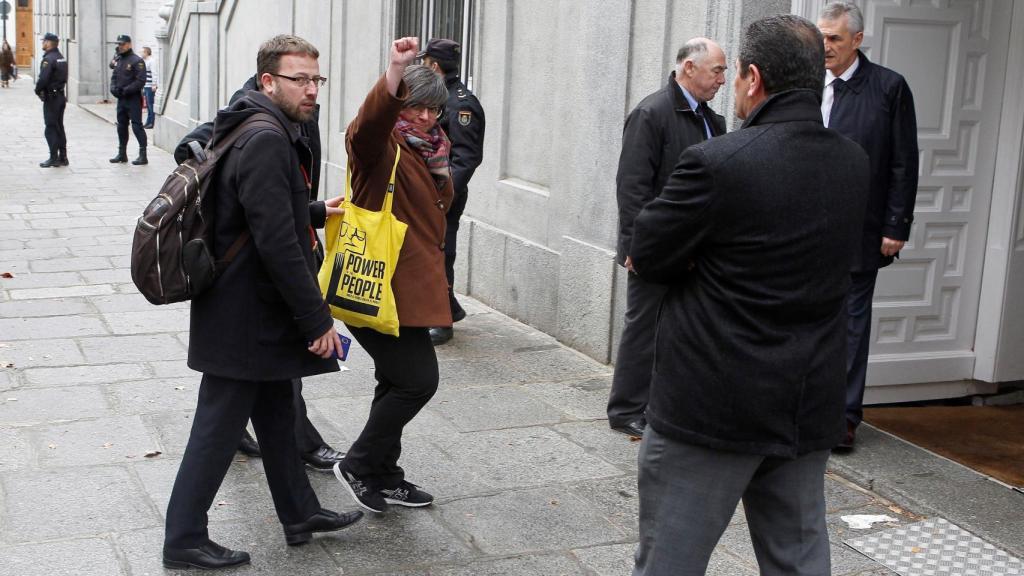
216, 230, 251, 268
208, 113, 287, 271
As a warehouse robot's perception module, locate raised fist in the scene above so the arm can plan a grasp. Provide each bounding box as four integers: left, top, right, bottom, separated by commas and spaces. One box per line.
390, 37, 419, 67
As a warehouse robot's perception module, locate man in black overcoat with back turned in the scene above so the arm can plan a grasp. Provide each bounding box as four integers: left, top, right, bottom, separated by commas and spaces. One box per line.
629, 15, 869, 575
162, 35, 361, 571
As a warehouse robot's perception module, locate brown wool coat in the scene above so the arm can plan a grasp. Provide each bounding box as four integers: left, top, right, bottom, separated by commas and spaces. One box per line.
345, 75, 454, 328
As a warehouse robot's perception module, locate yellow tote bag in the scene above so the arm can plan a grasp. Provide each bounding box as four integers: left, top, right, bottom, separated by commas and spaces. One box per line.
319, 146, 407, 336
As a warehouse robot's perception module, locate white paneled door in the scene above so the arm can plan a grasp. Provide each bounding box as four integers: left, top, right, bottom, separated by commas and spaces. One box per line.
794, 1, 1014, 396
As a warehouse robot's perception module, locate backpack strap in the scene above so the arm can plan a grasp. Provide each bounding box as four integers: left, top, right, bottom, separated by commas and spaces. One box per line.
208, 112, 288, 270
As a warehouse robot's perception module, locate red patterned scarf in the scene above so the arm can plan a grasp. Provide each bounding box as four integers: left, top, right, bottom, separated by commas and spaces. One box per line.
395, 119, 451, 188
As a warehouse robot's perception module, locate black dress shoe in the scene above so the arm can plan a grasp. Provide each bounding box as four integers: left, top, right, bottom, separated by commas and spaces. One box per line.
452, 307, 467, 323
163, 540, 250, 570
611, 416, 647, 438
39, 158, 60, 168
237, 429, 261, 457
109, 152, 128, 163
833, 421, 857, 452
282, 508, 364, 546
430, 326, 454, 345
302, 445, 345, 471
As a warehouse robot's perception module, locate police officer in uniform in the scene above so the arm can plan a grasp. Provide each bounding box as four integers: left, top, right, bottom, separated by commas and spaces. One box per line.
108, 34, 149, 165
36, 32, 68, 168
418, 38, 485, 345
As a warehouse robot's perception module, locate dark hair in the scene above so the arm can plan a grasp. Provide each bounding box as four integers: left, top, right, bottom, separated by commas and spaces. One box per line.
738, 14, 824, 95
676, 38, 708, 64
431, 57, 459, 75
256, 35, 319, 78
403, 64, 448, 109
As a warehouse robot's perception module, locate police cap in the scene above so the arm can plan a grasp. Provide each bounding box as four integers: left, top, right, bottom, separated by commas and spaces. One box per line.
417, 38, 461, 62
116, 34, 132, 44
42, 32, 59, 43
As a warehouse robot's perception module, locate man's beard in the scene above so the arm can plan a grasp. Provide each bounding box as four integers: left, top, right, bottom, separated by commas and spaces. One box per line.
271, 92, 314, 123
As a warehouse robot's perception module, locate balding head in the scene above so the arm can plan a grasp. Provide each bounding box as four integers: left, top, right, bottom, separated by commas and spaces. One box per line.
675, 37, 727, 102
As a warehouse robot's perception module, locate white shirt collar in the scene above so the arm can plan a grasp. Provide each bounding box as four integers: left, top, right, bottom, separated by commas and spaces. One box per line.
825, 54, 860, 86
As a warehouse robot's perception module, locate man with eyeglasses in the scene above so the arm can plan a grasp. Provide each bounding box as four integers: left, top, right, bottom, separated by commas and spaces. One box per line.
108, 34, 149, 165
163, 35, 361, 570
418, 38, 486, 345
173, 60, 345, 475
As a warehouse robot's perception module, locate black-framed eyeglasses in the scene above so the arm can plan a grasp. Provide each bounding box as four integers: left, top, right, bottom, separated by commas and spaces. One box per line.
405, 105, 442, 116
271, 73, 328, 88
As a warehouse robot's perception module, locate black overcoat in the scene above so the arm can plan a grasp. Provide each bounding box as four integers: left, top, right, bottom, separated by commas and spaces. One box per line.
828, 51, 918, 271
187, 91, 337, 381
631, 90, 869, 458
615, 73, 726, 265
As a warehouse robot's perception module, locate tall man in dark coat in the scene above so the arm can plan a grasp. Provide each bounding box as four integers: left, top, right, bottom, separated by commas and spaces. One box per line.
108, 34, 149, 165
35, 32, 68, 168
162, 35, 362, 571
818, 2, 919, 450
629, 15, 869, 575
609, 37, 727, 438
417, 38, 486, 345
174, 73, 347, 472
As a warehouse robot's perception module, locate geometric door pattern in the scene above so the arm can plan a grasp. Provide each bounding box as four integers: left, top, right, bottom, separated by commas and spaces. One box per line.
851, 0, 1013, 387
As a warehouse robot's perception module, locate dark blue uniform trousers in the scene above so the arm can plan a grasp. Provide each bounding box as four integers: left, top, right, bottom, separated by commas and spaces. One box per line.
116, 95, 148, 150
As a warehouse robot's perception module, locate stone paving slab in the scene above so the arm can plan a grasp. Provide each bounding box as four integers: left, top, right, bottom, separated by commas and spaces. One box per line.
0, 66, 1018, 576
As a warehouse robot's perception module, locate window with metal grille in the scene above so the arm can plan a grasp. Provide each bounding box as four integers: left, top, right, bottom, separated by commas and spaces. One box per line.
394, 0, 476, 89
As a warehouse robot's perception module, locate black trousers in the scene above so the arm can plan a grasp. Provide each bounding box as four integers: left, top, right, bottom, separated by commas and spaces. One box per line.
42, 93, 67, 159
845, 270, 878, 428
291, 379, 325, 453
443, 188, 469, 316
608, 271, 669, 426
116, 95, 147, 150
342, 326, 439, 488
164, 375, 320, 548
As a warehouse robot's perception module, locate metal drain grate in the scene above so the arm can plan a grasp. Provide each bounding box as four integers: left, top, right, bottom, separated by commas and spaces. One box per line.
845, 518, 1023, 575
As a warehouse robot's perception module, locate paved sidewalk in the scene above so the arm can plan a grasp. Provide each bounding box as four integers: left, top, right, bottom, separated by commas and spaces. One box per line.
1, 77, 1020, 575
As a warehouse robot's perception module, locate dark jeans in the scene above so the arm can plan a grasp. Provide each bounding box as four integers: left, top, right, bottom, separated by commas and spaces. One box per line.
608, 271, 669, 426
443, 188, 469, 316
164, 375, 320, 548
116, 94, 148, 150
42, 93, 67, 159
634, 427, 831, 576
143, 87, 156, 126
342, 326, 439, 488
845, 270, 878, 428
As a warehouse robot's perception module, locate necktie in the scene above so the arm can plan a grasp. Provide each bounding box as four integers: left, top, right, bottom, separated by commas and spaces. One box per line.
695, 102, 713, 139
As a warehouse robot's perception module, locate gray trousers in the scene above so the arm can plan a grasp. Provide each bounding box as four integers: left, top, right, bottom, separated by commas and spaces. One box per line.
633, 427, 831, 576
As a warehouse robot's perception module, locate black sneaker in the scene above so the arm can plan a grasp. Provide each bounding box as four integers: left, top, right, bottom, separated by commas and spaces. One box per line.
380, 481, 434, 507
333, 462, 387, 513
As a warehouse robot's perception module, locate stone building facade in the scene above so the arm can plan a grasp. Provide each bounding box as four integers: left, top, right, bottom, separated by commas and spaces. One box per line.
36, 0, 1024, 404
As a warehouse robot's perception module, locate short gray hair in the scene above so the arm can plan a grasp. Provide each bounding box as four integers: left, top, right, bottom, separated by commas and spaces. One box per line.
676, 38, 709, 64
820, 2, 864, 34
403, 64, 447, 109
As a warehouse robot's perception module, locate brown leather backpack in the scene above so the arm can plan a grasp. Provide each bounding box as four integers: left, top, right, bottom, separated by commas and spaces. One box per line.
130, 112, 283, 304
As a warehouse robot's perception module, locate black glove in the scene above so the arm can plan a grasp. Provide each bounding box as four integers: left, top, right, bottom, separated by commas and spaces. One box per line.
36, 91, 45, 102
110, 87, 122, 98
